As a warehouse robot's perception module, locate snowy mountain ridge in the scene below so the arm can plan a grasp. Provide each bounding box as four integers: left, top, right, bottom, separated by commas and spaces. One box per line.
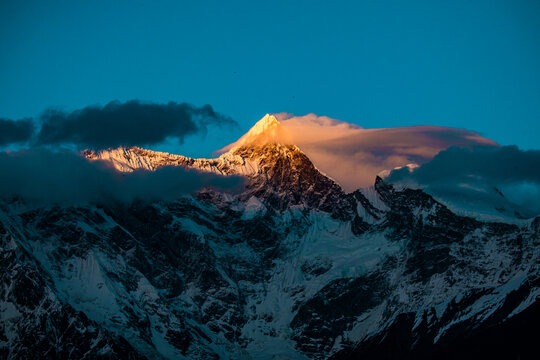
83, 145, 261, 177
83, 114, 291, 178
1, 115, 538, 359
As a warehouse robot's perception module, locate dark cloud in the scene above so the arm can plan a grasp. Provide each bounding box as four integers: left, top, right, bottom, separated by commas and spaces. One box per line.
387, 146, 540, 217
0, 118, 35, 146
388, 146, 540, 185
0, 149, 245, 206
35, 100, 237, 149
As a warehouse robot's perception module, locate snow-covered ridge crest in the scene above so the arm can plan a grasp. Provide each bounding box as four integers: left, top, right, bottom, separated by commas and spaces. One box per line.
82, 114, 299, 178
83, 146, 261, 177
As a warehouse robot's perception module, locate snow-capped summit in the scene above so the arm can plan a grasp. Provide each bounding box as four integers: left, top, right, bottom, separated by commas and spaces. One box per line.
218, 113, 292, 153
245, 113, 280, 137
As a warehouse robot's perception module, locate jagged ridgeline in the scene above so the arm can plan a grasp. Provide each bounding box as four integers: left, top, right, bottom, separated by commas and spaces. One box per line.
1, 115, 538, 359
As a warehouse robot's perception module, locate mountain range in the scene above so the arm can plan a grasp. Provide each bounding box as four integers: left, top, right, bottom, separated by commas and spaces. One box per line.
0, 115, 538, 359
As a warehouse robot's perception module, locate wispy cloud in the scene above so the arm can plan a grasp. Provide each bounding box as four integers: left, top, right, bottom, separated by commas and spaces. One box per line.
276, 113, 499, 190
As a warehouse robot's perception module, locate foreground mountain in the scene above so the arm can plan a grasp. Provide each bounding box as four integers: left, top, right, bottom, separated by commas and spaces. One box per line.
1, 115, 538, 359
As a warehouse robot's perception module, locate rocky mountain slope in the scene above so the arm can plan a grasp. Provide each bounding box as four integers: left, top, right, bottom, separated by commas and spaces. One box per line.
1, 115, 538, 359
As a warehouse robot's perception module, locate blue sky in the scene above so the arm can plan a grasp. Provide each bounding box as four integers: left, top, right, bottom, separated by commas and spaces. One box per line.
1, 0, 539, 157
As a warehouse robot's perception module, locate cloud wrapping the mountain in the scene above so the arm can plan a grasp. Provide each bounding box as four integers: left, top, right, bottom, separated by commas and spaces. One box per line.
274, 113, 499, 191
387, 146, 540, 216
0, 118, 35, 146
36, 100, 237, 149
0, 150, 245, 206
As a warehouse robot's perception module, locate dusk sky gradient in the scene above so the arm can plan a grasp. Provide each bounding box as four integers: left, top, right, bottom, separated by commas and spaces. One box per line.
1, 0, 539, 157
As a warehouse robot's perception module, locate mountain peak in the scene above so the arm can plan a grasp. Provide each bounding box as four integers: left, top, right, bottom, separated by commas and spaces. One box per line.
248, 113, 280, 136
219, 114, 292, 153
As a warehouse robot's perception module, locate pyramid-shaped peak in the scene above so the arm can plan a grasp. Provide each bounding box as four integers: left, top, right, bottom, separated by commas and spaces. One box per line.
218, 114, 290, 153
246, 114, 280, 137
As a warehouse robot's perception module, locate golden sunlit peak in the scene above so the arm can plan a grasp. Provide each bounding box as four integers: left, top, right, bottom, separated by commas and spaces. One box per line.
217, 113, 292, 154
248, 114, 280, 136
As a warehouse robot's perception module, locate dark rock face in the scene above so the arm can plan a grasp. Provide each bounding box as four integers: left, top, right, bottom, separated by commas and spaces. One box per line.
291, 273, 390, 355
234, 144, 351, 214
330, 284, 540, 360
1, 143, 538, 359
0, 220, 145, 360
